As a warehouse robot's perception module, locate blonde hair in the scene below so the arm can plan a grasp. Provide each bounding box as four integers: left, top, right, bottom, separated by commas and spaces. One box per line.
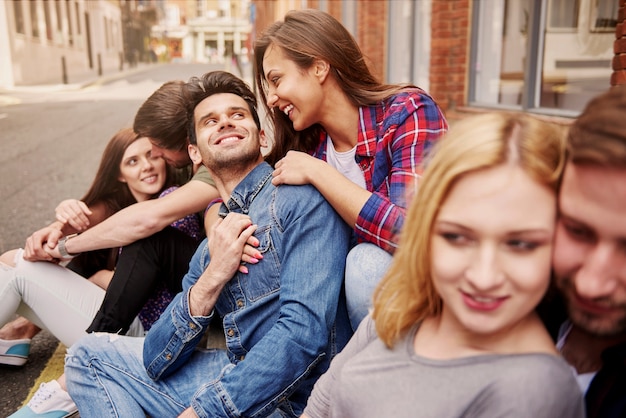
372, 112, 567, 347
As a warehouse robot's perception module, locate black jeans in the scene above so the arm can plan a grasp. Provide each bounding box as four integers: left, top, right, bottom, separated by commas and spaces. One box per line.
86, 226, 201, 334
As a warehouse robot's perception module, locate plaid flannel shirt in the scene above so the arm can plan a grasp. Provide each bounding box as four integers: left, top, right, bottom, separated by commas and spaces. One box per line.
312, 88, 448, 253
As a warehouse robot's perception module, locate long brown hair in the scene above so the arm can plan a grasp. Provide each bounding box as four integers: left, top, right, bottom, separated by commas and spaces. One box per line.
254, 9, 411, 166
69, 128, 176, 274
81, 128, 176, 216
372, 113, 567, 348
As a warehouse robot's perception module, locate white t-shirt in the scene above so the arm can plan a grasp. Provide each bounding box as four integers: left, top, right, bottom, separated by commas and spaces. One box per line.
325, 137, 366, 189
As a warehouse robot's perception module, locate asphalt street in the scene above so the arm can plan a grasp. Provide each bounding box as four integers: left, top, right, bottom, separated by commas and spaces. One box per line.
0, 60, 247, 416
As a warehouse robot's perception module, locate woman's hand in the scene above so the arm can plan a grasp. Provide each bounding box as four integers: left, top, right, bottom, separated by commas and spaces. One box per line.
55, 199, 93, 232
272, 150, 320, 186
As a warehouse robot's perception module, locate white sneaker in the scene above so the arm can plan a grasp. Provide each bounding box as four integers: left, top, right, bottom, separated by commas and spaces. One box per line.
9, 380, 78, 418
0, 337, 31, 366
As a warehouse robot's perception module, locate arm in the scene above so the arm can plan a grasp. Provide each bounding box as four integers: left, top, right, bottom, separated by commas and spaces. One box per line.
143, 213, 257, 377
273, 92, 448, 253
353, 93, 447, 252
53, 180, 219, 256
272, 152, 369, 232
23, 202, 110, 261
190, 188, 351, 417
145, 187, 351, 417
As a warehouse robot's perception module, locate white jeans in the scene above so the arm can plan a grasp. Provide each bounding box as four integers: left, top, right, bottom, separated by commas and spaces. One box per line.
0, 249, 143, 347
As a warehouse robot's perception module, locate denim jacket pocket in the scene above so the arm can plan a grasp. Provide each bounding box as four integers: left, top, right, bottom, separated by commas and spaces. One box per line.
240, 225, 280, 301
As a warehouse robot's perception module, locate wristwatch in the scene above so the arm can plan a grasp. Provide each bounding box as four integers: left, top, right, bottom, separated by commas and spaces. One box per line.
58, 234, 79, 259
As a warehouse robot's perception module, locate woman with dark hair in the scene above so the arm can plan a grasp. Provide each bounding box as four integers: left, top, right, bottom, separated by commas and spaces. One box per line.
0, 128, 200, 418
254, 9, 448, 330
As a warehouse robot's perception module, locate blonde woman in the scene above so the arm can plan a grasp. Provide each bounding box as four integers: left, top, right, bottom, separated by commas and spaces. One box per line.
303, 113, 584, 418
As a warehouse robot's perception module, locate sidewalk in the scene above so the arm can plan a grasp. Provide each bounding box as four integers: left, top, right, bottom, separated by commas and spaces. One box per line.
0, 62, 159, 94
0, 60, 255, 106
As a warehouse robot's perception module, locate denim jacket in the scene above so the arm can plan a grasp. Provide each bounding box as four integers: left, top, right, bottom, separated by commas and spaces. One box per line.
143, 162, 353, 418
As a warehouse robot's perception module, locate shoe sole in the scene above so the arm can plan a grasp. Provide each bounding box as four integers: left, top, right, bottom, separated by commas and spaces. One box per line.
0, 354, 28, 366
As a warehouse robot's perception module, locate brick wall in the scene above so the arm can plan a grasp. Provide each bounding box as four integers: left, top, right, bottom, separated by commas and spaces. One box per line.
327, 0, 342, 20
355, 1, 387, 81
612, 0, 626, 85
429, 0, 471, 112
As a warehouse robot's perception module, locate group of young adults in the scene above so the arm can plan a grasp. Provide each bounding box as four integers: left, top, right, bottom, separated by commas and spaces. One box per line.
0, 8, 624, 418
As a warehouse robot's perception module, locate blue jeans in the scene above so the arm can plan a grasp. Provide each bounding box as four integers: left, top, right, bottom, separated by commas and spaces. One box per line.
65, 333, 287, 418
344, 243, 393, 331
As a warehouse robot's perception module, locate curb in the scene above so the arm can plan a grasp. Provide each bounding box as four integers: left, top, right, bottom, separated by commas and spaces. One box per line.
0, 63, 163, 95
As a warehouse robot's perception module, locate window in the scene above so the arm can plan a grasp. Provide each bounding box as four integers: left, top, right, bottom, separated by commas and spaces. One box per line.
30, 0, 39, 38
549, 0, 579, 29
13, 0, 25, 34
469, 0, 614, 116
386, 0, 431, 91
592, 0, 618, 32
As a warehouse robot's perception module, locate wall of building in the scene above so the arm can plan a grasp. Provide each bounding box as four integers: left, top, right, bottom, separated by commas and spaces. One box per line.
613, 0, 626, 85
251, 0, 622, 120
1, 0, 124, 87
429, 0, 471, 112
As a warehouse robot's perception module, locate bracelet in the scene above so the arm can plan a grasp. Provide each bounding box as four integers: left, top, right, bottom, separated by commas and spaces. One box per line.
58, 234, 79, 259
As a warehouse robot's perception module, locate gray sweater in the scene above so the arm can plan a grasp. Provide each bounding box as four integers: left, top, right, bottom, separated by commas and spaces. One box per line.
304, 316, 585, 418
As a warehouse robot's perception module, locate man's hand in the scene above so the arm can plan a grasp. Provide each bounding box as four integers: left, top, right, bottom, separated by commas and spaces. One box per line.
23, 226, 63, 261
56, 199, 93, 231
188, 213, 257, 317
204, 204, 262, 273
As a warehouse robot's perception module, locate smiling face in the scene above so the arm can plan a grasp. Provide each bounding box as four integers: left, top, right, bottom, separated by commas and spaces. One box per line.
118, 136, 167, 202
192, 92, 266, 174
553, 163, 626, 338
431, 163, 556, 339
262, 45, 325, 131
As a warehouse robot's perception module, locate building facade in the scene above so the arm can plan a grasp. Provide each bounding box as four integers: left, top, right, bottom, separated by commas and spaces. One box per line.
148, 0, 251, 67
0, 0, 131, 88
252, 0, 619, 120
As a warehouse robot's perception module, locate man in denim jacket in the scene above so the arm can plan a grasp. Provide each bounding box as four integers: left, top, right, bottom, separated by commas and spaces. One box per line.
64, 71, 353, 418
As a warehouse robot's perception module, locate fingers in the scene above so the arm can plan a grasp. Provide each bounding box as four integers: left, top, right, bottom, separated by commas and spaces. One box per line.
23, 234, 52, 261
206, 213, 260, 279
242, 243, 262, 262
271, 166, 284, 186
56, 200, 91, 231
22, 228, 63, 261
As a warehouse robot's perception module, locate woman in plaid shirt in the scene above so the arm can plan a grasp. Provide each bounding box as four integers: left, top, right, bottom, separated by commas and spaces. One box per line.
254, 9, 448, 330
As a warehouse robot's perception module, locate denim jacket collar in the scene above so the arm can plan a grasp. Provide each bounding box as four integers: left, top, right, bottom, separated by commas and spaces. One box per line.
224, 162, 273, 215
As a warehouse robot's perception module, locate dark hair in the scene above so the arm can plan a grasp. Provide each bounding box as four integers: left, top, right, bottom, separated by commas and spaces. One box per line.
73, 128, 175, 273
133, 80, 188, 152
183, 71, 260, 145
81, 128, 175, 215
567, 84, 626, 167
254, 9, 411, 166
